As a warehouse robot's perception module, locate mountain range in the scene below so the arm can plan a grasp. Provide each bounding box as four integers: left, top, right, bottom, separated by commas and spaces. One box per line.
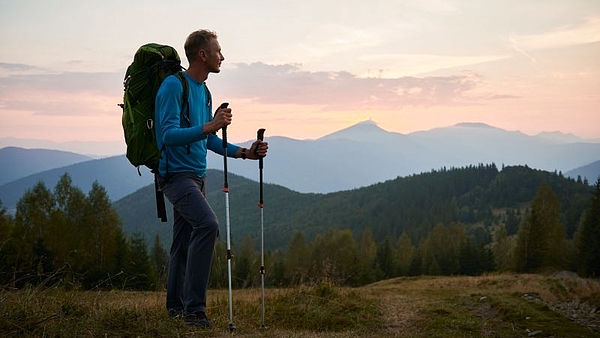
0, 137, 124, 158
0, 147, 92, 186
1, 121, 599, 213
210, 120, 600, 193
0, 155, 153, 211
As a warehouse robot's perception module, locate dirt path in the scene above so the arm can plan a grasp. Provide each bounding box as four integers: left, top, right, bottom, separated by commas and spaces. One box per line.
362, 273, 600, 337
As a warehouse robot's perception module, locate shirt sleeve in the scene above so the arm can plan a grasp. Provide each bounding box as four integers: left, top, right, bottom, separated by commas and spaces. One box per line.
207, 133, 241, 157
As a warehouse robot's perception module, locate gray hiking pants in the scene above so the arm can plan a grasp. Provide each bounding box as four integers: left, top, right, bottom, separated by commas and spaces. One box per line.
157, 172, 219, 315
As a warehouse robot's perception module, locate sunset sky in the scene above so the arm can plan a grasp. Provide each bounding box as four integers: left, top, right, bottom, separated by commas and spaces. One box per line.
1, 0, 599, 155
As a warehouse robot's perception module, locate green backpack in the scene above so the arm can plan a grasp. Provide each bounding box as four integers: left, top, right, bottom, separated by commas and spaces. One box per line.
121, 43, 189, 172
120, 43, 189, 222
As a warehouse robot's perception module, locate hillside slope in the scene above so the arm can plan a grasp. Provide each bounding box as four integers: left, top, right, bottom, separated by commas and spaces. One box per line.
0, 147, 92, 186
114, 165, 593, 250
0, 155, 152, 211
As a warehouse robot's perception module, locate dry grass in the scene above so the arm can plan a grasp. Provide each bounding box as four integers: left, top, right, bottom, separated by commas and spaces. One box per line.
1, 272, 599, 337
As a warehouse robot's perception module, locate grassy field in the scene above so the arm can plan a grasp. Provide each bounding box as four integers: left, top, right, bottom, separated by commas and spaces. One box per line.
1, 272, 599, 337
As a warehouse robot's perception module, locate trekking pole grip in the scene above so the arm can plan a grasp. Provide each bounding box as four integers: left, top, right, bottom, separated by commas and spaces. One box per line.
257, 128, 265, 142
216, 102, 229, 147
217, 102, 230, 191
257, 128, 266, 168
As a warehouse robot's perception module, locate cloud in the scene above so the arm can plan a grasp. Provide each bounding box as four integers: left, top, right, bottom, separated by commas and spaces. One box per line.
482, 94, 521, 100
0, 62, 45, 76
0, 71, 123, 117
213, 62, 500, 110
0, 62, 38, 71
0, 71, 123, 93
0, 62, 515, 120
407, 0, 461, 14
298, 25, 378, 57
357, 53, 510, 77
509, 16, 600, 52
2, 92, 117, 117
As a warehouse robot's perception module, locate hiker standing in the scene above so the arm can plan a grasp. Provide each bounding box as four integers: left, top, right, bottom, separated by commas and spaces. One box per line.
154, 29, 268, 327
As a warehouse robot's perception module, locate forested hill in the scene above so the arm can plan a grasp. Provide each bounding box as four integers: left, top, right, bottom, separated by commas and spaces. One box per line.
114, 164, 593, 250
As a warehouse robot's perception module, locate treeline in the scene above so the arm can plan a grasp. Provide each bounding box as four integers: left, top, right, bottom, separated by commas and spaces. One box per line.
1, 171, 599, 291
210, 179, 600, 288
241, 164, 592, 251
0, 174, 168, 290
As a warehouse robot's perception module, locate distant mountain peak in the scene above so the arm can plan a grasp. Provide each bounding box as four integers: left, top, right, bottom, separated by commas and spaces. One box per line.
319, 119, 396, 141
357, 117, 377, 125
535, 131, 584, 143
454, 122, 496, 129
339, 118, 381, 129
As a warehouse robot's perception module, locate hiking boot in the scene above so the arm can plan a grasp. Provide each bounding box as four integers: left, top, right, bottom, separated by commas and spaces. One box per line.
184, 312, 212, 328
168, 308, 183, 319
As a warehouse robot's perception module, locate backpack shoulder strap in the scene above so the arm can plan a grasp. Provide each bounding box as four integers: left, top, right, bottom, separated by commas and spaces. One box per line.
175, 71, 190, 127
204, 83, 212, 108
174, 72, 192, 155
203, 84, 214, 136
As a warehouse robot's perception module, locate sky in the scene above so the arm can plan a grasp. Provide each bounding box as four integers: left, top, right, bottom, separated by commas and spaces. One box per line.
0, 0, 599, 156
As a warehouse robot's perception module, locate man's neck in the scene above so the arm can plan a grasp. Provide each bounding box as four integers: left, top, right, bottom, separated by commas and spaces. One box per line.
185, 66, 209, 83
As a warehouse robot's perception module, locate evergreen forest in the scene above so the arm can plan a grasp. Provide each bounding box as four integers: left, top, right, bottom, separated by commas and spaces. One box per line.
1, 164, 599, 291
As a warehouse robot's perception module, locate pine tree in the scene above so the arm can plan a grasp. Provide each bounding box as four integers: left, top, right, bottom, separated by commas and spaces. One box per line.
83, 181, 122, 285
375, 238, 395, 278
0, 201, 13, 241
12, 182, 56, 285
514, 184, 566, 272
459, 239, 494, 275
408, 243, 423, 276
492, 224, 514, 270
121, 234, 157, 290
0, 201, 15, 284
576, 179, 600, 277
356, 227, 379, 285
395, 232, 414, 276
505, 209, 520, 235
420, 223, 465, 275
53, 174, 89, 273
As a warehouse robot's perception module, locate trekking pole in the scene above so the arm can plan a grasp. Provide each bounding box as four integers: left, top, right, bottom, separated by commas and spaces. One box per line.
256, 128, 266, 329
218, 102, 235, 333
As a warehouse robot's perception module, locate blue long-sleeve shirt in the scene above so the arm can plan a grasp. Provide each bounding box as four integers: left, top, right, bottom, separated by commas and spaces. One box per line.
155, 72, 239, 177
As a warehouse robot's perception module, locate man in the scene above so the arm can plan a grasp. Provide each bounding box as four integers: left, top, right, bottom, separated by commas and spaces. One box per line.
154, 29, 268, 327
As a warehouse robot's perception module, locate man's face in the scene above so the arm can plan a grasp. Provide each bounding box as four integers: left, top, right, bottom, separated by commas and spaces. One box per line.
204, 38, 224, 73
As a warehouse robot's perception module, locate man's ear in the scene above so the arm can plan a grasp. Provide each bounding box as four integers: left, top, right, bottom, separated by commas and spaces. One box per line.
199, 49, 207, 61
